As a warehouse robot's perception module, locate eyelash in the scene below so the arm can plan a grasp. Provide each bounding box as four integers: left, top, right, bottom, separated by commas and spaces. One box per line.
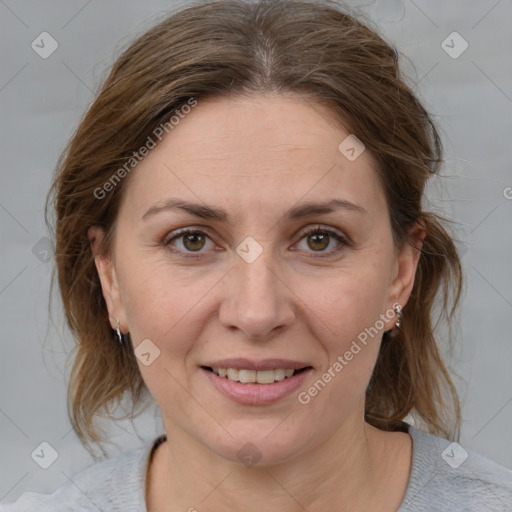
162, 226, 349, 259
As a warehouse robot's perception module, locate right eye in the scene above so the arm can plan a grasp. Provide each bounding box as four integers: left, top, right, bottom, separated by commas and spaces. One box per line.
163, 228, 216, 257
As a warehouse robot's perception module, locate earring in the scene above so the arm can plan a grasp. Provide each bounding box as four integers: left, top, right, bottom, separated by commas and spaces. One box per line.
115, 318, 124, 345
394, 304, 403, 329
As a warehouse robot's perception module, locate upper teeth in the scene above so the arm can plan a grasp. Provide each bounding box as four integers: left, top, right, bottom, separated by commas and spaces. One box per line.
213, 368, 295, 384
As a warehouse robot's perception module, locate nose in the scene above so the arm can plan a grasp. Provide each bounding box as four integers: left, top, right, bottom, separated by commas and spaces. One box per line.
219, 253, 296, 341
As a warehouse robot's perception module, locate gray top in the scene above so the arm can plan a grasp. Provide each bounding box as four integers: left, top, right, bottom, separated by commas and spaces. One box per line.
1, 424, 511, 511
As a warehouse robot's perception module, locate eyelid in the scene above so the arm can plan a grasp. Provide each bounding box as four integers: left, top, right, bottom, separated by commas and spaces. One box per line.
295, 224, 347, 241
162, 226, 216, 245
163, 226, 219, 257
291, 225, 349, 257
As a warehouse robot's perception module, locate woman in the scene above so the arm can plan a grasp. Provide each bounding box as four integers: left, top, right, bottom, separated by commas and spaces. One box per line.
2, 0, 511, 510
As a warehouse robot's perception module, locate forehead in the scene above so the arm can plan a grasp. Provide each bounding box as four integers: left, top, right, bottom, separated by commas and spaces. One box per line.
119, 93, 386, 222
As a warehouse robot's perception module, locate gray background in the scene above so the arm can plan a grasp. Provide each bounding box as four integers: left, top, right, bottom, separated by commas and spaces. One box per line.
1, 0, 511, 504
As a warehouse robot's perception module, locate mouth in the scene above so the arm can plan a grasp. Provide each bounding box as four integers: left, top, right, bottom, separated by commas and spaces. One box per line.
200, 358, 314, 404
200, 363, 314, 405
201, 366, 312, 385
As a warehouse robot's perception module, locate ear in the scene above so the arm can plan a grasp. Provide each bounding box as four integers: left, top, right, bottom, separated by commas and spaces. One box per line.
87, 226, 128, 334
386, 219, 426, 320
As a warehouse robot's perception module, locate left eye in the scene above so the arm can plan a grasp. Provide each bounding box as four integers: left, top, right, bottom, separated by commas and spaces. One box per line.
294, 227, 347, 255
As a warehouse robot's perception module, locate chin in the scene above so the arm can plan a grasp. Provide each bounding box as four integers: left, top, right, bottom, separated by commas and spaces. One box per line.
199, 418, 315, 467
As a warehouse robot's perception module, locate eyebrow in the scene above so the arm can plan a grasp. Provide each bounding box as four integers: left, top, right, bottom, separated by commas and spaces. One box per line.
141, 197, 368, 223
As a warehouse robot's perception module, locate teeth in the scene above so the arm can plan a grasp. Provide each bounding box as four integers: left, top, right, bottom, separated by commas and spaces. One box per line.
256, 370, 276, 384
239, 369, 257, 383
273, 369, 286, 381
227, 368, 238, 381
212, 367, 298, 384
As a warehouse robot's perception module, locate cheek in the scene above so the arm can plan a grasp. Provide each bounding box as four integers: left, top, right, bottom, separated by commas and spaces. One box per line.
117, 261, 221, 409
118, 256, 226, 354
291, 243, 394, 404
293, 270, 389, 423
297, 256, 392, 346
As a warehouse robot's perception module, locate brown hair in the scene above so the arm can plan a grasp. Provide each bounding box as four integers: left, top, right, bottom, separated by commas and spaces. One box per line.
46, 0, 463, 457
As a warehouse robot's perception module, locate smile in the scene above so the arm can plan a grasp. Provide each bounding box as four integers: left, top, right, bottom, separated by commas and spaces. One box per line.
206, 367, 309, 384
200, 364, 314, 405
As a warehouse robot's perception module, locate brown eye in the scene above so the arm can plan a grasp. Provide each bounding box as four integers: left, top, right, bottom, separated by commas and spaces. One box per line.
295, 226, 348, 256
182, 232, 205, 251
307, 232, 330, 251
165, 229, 215, 255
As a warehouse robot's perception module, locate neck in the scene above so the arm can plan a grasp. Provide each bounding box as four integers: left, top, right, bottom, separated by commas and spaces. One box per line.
148, 413, 411, 512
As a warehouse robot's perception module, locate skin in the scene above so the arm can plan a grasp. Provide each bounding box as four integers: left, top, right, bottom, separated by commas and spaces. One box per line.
88, 93, 425, 512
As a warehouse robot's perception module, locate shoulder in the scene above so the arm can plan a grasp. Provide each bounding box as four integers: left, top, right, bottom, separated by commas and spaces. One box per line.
0, 436, 162, 512
399, 424, 512, 512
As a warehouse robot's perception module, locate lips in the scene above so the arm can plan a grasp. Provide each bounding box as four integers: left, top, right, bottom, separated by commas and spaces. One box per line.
201, 364, 313, 405
201, 359, 312, 385
201, 358, 311, 371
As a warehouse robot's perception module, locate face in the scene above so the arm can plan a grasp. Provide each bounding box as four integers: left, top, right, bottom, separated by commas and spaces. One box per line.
90, 93, 421, 465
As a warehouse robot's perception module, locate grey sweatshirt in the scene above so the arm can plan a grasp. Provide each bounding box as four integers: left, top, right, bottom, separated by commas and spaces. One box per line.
1, 424, 511, 511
